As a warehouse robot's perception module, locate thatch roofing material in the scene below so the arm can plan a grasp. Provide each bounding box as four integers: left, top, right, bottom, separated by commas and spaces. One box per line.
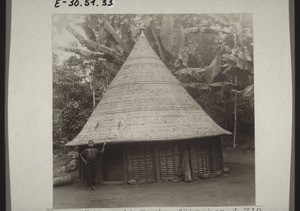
66, 35, 231, 146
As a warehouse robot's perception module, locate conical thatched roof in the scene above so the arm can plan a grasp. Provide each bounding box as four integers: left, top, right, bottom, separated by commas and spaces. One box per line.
66, 33, 231, 146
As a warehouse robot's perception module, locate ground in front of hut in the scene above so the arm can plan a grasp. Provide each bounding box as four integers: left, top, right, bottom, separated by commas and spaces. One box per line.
53, 148, 255, 208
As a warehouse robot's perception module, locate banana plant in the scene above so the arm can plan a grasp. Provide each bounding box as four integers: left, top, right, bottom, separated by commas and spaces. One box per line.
54, 14, 253, 146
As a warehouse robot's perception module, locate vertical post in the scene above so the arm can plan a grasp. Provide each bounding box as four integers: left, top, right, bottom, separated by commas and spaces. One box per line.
171, 144, 176, 178
223, 92, 228, 130
101, 143, 105, 182
155, 143, 160, 182
137, 149, 141, 178
165, 144, 169, 179
188, 141, 194, 180
91, 60, 96, 108
233, 77, 238, 148
232, 15, 239, 147
219, 138, 224, 169
232, 14, 240, 148
143, 147, 148, 179
123, 145, 128, 184
182, 144, 192, 182
78, 147, 81, 179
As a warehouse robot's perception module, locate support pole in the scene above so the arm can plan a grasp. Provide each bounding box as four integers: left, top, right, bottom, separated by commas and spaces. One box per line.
188, 141, 194, 180
123, 146, 128, 184
78, 147, 82, 179
91, 60, 96, 109
233, 92, 237, 147
233, 77, 238, 148
155, 144, 161, 182
219, 137, 224, 169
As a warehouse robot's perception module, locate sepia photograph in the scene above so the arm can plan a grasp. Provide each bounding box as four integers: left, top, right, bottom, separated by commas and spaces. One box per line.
52, 14, 254, 209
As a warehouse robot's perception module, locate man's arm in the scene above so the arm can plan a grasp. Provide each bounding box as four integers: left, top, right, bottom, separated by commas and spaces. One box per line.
80, 149, 88, 165
101, 142, 106, 154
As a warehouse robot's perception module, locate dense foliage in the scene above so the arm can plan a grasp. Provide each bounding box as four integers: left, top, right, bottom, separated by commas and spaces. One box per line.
53, 14, 254, 153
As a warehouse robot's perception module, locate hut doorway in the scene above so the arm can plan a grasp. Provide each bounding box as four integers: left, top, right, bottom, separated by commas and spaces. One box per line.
102, 145, 124, 181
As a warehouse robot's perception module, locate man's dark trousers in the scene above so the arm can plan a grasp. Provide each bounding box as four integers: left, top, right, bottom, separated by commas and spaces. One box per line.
86, 161, 97, 187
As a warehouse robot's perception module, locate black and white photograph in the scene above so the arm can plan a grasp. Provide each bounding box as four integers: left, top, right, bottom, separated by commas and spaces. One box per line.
7, 0, 293, 210
52, 14, 255, 209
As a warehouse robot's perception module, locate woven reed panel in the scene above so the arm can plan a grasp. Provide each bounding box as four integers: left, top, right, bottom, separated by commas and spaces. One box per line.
191, 139, 223, 175
212, 139, 223, 171
67, 35, 231, 147
158, 142, 183, 180
103, 145, 123, 181
126, 143, 156, 181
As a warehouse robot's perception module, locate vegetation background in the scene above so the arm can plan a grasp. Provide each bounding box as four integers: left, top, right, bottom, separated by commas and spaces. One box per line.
52, 14, 254, 155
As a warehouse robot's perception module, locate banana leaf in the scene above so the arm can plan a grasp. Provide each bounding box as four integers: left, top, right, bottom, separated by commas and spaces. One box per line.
160, 15, 185, 58
203, 54, 222, 84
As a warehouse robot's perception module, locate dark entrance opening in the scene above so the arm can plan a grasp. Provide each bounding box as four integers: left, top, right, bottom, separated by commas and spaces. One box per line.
103, 144, 123, 181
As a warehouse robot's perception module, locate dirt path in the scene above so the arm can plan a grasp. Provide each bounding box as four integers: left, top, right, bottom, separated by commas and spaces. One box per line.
53, 149, 255, 208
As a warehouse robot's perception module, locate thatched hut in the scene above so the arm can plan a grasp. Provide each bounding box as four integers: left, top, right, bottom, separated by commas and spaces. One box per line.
66, 31, 231, 184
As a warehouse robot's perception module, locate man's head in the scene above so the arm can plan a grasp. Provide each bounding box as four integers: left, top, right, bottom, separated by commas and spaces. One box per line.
88, 140, 94, 148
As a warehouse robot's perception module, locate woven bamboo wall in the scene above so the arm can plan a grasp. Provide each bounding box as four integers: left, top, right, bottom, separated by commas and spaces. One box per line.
157, 142, 184, 180
79, 138, 223, 183
191, 138, 223, 176
126, 143, 156, 181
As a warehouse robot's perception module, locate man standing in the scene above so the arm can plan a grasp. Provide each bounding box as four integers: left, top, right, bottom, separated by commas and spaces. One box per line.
80, 140, 106, 190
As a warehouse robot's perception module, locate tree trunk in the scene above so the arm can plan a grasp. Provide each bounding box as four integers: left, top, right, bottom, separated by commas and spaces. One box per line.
222, 92, 228, 143
233, 77, 238, 147
233, 91, 237, 148
53, 175, 72, 187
